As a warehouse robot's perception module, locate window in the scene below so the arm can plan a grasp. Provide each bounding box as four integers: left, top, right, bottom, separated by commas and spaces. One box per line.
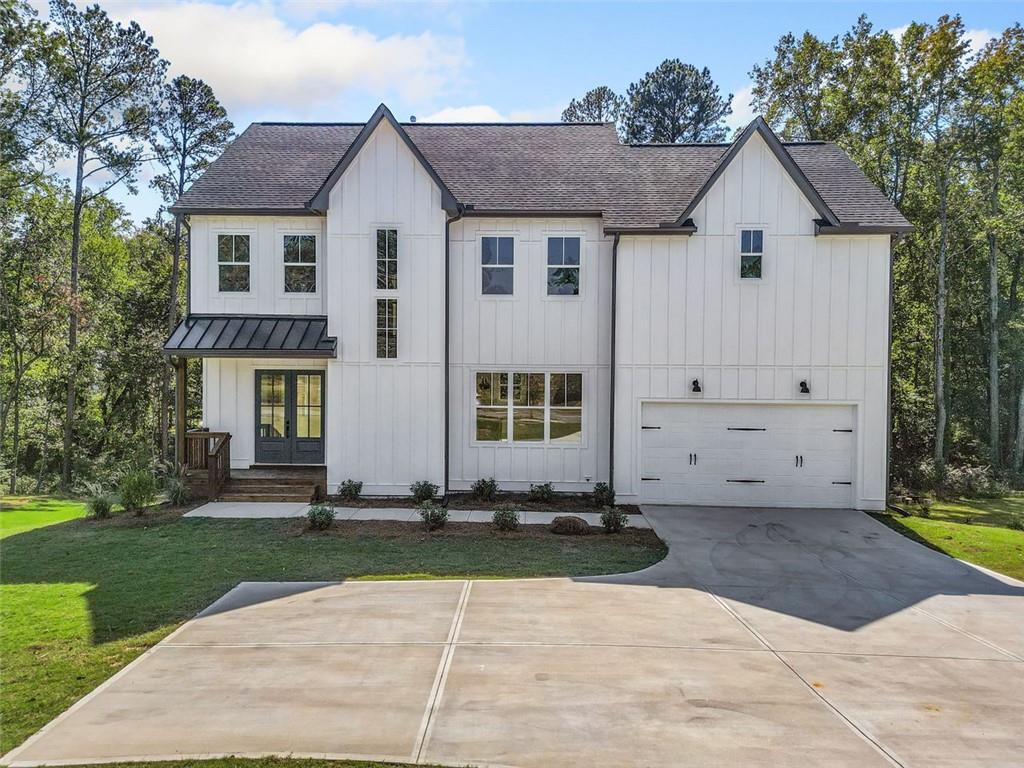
740, 229, 763, 279
376, 298, 397, 358
295, 373, 322, 439
481, 236, 514, 295
547, 237, 580, 295
283, 234, 316, 293
475, 371, 583, 443
376, 228, 398, 289
217, 234, 250, 292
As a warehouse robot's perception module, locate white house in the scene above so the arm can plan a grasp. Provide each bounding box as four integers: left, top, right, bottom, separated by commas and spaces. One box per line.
166, 104, 910, 510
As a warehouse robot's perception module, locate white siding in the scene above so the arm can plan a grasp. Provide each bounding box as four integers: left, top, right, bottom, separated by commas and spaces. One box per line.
448, 217, 613, 491
614, 132, 891, 510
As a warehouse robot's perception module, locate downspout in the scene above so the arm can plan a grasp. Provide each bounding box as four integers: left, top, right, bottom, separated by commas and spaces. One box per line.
608, 233, 620, 492
443, 204, 466, 501
884, 233, 898, 509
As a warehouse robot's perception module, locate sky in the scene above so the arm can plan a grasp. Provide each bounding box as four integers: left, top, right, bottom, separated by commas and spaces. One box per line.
35, 0, 1023, 224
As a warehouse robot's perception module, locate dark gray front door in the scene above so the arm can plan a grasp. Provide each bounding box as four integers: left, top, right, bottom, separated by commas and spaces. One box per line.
255, 370, 325, 464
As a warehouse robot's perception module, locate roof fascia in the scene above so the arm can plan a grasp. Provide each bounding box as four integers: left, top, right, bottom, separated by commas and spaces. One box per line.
675, 117, 840, 227
167, 207, 323, 217
814, 221, 914, 236
307, 104, 459, 214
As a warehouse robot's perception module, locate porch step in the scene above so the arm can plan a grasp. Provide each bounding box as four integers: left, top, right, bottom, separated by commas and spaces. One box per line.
228, 477, 318, 488
217, 491, 314, 503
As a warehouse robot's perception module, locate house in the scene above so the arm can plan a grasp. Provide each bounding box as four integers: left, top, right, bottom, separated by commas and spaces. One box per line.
164, 104, 911, 510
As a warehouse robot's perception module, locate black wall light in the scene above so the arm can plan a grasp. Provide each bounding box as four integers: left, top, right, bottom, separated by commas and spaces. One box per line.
799, 380, 810, 394
691, 379, 702, 393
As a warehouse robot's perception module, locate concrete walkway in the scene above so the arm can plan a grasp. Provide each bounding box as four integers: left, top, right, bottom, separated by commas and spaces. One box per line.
4, 506, 1022, 768
184, 501, 651, 527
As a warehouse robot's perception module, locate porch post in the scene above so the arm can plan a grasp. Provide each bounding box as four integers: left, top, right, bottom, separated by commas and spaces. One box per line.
174, 356, 188, 466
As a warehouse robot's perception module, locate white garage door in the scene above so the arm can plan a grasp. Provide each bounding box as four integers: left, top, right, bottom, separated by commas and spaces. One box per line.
640, 403, 855, 508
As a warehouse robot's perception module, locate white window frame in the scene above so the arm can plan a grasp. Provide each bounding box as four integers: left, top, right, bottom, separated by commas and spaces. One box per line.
543, 234, 584, 300
213, 230, 254, 295
479, 234, 517, 298
736, 225, 767, 282
472, 370, 585, 446
376, 297, 398, 360
279, 231, 320, 297
374, 225, 400, 291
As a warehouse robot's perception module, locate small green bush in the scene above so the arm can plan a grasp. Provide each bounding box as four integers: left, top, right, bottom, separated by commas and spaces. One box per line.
471, 477, 498, 501
1007, 517, 1024, 532
600, 506, 629, 534
118, 469, 158, 516
306, 504, 335, 531
492, 503, 520, 532
592, 482, 615, 507
338, 479, 363, 501
165, 476, 190, 506
410, 480, 439, 503
85, 482, 115, 519
528, 482, 554, 502
419, 500, 449, 531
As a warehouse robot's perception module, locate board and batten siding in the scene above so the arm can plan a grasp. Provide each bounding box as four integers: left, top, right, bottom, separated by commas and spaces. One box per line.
323, 120, 446, 493
614, 131, 891, 510
448, 216, 613, 491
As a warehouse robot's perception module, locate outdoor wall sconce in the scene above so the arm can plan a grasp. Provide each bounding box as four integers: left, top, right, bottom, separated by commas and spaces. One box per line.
799, 380, 810, 394
691, 379, 702, 393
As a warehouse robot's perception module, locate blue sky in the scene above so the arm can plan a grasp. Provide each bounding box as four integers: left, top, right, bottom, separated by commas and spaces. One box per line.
54, 0, 1021, 223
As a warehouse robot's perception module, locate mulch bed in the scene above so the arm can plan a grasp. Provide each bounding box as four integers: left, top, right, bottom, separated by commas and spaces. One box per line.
326, 492, 641, 515
294, 518, 661, 544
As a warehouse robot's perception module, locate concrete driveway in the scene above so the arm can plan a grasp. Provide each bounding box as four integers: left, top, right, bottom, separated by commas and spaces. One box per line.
5, 507, 1023, 768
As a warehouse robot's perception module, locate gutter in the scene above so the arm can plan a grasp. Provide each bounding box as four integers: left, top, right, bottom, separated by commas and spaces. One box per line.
443, 204, 466, 500
609, 233, 620, 492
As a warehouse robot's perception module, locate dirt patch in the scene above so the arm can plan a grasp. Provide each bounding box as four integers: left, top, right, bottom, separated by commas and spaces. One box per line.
327, 492, 641, 515
72, 502, 202, 528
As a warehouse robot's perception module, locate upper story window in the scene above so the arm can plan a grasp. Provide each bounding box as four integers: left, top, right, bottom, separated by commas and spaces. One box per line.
283, 234, 316, 293
739, 229, 763, 279
217, 234, 250, 292
547, 237, 580, 295
376, 228, 398, 289
376, 298, 397, 359
481, 236, 514, 295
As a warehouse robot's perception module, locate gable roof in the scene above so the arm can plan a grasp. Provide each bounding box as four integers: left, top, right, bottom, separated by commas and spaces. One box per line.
171, 108, 911, 234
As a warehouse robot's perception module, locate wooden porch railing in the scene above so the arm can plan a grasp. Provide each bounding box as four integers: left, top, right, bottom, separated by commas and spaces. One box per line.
185, 430, 231, 499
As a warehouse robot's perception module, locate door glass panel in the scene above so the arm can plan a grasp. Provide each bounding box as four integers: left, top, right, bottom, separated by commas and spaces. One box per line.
259, 374, 286, 437
295, 374, 322, 439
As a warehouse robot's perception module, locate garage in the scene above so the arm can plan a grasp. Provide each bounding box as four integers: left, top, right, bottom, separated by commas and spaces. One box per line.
640, 402, 855, 508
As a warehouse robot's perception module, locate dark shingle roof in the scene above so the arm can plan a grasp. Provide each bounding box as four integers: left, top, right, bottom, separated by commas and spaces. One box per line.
163, 315, 336, 358
172, 116, 910, 232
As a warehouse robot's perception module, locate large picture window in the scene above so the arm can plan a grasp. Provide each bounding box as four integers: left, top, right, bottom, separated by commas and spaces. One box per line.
376, 228, 398, 289
283, 234, 316, 293
475, 371, 583, 443
481, 236, 514, 295
217, 234, 250, 292
547, 236, 580, 295
376, 298, 397, 358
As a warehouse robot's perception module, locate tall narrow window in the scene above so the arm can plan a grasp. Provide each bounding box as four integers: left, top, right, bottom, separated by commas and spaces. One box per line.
512, 372, 545, 441
295, 374, 322, 438
376, 228, 398, 289
739, 229, 763, 279
547, 237, 580, 295
549, 373, 583, 443
217, 234, 250, 292
283, 234, 316, 292
475, 372, 509, 441
481, 236, 514, 295
376, 298, 397, 358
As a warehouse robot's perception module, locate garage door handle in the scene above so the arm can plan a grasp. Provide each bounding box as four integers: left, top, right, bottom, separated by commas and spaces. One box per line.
795, 455, 804, 467
689, 453, 697, 466
641, 425, 661, 430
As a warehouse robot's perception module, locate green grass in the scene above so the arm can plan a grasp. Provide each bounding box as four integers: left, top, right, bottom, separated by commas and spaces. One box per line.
0, 496, 665, 756
874, 496, 1024, 581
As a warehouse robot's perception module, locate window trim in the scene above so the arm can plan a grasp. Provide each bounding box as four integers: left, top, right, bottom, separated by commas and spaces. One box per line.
213, 230, 254, 295
472, 370, 585, 447
278, 231, 320, 297
374, 225, 400, 292
543, 234, 584, 300
478, 233, 517, 299
736, 225, 767, 282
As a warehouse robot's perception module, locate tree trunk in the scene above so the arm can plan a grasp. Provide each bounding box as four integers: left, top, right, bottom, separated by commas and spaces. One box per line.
934, 170, 949, 485
8, 361, 21, 494
987, 173, 999, 467
1014, 377, 1024, 472
61, 143, 86, 490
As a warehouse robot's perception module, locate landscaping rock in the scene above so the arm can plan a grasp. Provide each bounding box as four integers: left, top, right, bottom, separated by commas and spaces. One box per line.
550, 515, 592, 536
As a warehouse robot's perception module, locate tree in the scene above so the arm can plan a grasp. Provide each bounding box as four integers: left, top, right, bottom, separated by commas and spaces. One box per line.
621, 60, 732, 143
43, 0, 166, 488
150, 75, 232, 461
561, 86, 624, 124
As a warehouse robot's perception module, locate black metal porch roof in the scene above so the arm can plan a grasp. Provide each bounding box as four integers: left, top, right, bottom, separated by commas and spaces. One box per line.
163, 314, 337, 358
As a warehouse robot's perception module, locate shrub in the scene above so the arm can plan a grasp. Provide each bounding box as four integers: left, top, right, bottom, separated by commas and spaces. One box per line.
419, 500, 449, 531
550, 515, 591, 535
118, 469, 158, 516
471, 476, 498, 501
306, 504, 335, 531
592, 482, 615, 507
1008, 517, 1024, 532
410, 480, 439, 503
338, 479, 363, 501
528, 482, 554, 502
165, 476, 190, 506
600, 506, 629, 534
85, 482, 115, 519
492, 503, 520, 532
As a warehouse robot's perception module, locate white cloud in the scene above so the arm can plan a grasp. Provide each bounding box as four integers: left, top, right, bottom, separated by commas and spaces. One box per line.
726, 84, 755, 131
419, 103, 563, 123
101, 1, 466, 112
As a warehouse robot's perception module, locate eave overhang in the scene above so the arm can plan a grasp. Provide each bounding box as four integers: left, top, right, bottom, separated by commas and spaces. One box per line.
163, 314, 337, 359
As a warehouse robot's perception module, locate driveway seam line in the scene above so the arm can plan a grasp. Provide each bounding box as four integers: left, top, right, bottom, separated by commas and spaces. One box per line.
411, 579, 471, 764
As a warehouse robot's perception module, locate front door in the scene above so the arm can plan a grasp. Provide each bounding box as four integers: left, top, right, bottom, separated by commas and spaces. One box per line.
255, 370, 325, 464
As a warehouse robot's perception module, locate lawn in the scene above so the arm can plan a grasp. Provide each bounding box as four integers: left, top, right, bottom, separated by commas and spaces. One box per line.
873, 496, 1024, 581
0, 496, 666, 757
